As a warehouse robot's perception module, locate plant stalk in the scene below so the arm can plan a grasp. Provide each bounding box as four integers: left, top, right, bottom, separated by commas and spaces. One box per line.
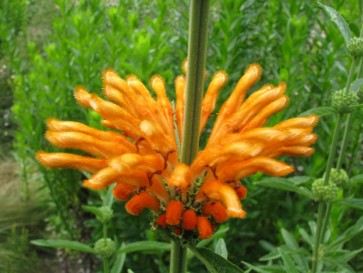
180, 0, 211, 165
171, 1, 210, 272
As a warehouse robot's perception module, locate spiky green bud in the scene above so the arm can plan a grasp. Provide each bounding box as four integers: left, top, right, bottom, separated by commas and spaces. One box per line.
98, 206, 113, 223
347, 37, 363, 58
94, 238, 116, 258
331, 89, 359, 114
312, 178, 338, 202
329, 168, 349, 186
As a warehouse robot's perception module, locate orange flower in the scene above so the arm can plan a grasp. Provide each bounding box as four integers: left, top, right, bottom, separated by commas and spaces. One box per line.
37, 63, 318, 240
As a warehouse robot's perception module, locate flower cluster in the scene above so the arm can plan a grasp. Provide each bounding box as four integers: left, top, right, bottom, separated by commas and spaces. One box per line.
37, 64, 318, 240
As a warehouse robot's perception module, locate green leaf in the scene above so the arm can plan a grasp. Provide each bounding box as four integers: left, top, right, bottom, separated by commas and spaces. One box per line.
111, 243, 126, 273
255, 177, 313, 199
280, 229, 308, 272
278, 248, 299, 273
317, 2, 351, 44
350, 174, 363, 184
117, 241, 171, 254
326, 216, 363, 252
350, 78, 363, 92
335, 198, 363, 210
215, 238, 228, 259
299, 106, 336, 117
189, 245, 245, 273
82, 205, 104, 220
242, 262, 284, 273
31, 239, 95, 253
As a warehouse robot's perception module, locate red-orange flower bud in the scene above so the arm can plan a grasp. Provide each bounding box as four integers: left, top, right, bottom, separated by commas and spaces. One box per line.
197, 216, 213, 239
125, 192, 160, 216
202, 202, 228, 223
236, 185, 248, 200
113, 183, 135, 201
155, 214, 167, 228
166, 200, 184, 225
182, 209, 197, 230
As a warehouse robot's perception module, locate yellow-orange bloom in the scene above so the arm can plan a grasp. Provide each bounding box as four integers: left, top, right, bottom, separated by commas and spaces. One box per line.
37, 64, 318, 240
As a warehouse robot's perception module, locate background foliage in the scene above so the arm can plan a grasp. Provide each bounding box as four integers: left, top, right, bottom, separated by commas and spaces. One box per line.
1, 0, 362, 272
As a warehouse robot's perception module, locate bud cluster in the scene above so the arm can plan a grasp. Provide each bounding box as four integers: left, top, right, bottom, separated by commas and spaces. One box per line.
312, 178, 338, 202
329, 168, 349, 186
94, 238, 116, 258
347, 37, 363, 58
331, 89, 358, 114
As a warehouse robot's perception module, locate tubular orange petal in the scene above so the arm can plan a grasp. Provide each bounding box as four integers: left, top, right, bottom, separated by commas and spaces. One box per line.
196, 179, 246, 218
241, 95, 289, 131
83, 167, 120, 190
110, 153, 164, 174
125, 192, 160, 215
36, 152, 107, 173
113, 183, 135, 201
46, 118, 135, 151
275, 146, 315, 157
275, 115, 319, 130
213, 64, 262, 130
217, 157, 294, 181
197, 216, 213, 239
202, 202, 228, 223
74, 86, 92, 108
166, 200, 184, 225
175, 75, 186, 141
182, 209, 198, 230
147, 176, 170, 204
167, 163, 192, 188
45, 131, 131, 158
200, 71, 227, 132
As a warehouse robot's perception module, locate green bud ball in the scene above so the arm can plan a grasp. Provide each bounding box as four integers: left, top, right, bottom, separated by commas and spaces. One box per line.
347, 37, 363, 58
94, 238, 116, 258
98, 206, 113, 223
312, 178, 338, 202
329, 168, 349, 186
331, 89, 358, 114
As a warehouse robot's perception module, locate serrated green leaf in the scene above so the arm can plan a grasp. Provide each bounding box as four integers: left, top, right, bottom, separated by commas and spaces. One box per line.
255, 178, 313, 199
31, 239, 95, 253
280, 229, 309, 272
278, 248, 299, 273
326, 216, 363, 252
215, 238, 228, 259
335, 198, 363, 210
318, 2, 351, 44
189, 245, 245, 273
117, 241, 171, 254
299, 106, 336, 117
111, 243, 126, 273
259, 248, 280, 262
82, 205, 104, 219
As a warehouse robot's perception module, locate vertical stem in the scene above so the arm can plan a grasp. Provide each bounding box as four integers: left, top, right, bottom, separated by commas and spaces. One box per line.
170, 1, 210, 273
170, 241, 188, 273
311, 203, 325, 273
322, 114, 343, 185
180, 0, 211, 165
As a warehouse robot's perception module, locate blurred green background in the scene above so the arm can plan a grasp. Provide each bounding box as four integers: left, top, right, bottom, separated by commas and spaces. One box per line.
0, 0, 362, 272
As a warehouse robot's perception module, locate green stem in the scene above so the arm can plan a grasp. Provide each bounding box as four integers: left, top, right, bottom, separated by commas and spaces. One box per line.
180, 0, 211, 165
311, 203, 325, 273
170, 241, 188, 273
103, 257, 110, 273
336, 58, 357, 170
172, 1, 210, 272
311, 114, 342, 273
322, 114, 343, 185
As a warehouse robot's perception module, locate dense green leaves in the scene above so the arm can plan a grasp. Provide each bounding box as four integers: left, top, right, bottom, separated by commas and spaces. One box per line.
189, 245, 245, 273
